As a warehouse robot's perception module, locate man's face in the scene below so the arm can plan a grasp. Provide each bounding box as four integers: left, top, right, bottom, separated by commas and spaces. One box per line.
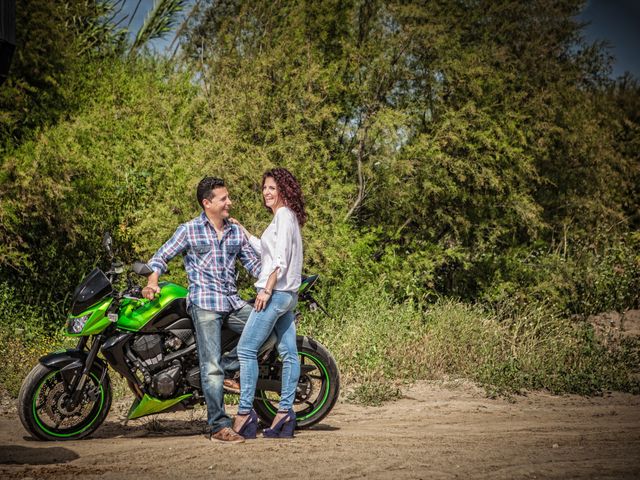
203, 187, 232, 220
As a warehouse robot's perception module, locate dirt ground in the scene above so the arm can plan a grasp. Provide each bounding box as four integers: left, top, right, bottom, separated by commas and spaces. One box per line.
1, 380, 639, 480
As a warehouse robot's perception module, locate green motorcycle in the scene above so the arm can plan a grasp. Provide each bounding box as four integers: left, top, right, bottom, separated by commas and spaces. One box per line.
18, 234, 340, 440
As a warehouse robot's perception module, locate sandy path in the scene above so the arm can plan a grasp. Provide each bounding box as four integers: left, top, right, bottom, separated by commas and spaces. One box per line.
1, 381, 639, 480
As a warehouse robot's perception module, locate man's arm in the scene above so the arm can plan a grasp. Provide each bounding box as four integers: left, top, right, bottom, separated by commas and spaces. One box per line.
143, 225, 188, 300
142, 271, 162, 300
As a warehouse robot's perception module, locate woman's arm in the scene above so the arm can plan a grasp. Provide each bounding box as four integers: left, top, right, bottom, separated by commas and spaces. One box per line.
254, 269, 278, 311
254, 209, 296, 311
229, 217, 262, 254
271, 208, 296, 281
228, 217, 252, 238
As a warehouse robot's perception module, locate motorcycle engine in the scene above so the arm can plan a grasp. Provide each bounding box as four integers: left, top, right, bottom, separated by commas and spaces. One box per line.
131, 335, 163, 371
151, 364, 182, 398
130, 333, 196, 399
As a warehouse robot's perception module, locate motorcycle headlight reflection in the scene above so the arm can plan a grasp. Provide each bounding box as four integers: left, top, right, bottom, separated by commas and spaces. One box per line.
67, 313, 91, 334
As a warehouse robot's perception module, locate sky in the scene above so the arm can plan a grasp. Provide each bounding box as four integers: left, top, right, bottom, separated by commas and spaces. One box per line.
116, 0, 194, 54
578, 0, 640, 78
118, 0, 640, 79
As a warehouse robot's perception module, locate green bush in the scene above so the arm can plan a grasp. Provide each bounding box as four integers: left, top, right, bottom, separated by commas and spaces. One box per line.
299, 282, 639, 403
0, 282, 72, 396
2, 277, 637, 402
474, 232, 640, 316
566, 233, 640, 315
2, 0, 639, 405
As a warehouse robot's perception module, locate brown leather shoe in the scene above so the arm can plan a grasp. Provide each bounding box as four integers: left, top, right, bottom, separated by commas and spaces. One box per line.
210, 427, 245, 444
223, 378, 240, 394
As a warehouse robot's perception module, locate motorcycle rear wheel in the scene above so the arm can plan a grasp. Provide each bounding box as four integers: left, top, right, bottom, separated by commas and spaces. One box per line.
18, 363, 112, 441
254, 336, 340, 429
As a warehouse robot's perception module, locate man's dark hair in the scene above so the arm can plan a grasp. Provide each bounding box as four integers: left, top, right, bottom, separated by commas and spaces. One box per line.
197, 177, 225, 209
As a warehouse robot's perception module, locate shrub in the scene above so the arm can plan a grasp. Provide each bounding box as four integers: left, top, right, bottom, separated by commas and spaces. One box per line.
299, 282, 639, 403
0, 282, 72, 396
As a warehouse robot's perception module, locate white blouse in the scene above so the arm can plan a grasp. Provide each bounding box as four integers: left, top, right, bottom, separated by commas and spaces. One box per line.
249, 206, 303, 292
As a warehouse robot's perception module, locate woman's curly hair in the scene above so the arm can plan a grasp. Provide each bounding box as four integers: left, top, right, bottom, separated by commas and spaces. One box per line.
262, 168, 307, 226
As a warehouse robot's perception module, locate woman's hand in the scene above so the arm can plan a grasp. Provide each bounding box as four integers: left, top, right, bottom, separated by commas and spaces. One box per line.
229, 217, 251, 238
254, 289, 272, 312
228, 217, 244, 228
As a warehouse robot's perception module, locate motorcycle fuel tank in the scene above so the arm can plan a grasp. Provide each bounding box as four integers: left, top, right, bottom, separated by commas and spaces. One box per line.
117, 282, 188, 332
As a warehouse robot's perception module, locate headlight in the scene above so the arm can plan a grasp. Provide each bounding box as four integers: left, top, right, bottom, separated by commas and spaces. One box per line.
67, 313, 91, 334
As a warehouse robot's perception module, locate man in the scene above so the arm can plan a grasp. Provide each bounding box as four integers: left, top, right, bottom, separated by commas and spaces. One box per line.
143, 177, 259, 444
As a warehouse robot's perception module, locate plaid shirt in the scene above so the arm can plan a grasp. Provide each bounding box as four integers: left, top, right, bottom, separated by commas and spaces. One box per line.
148, 212, 261, 312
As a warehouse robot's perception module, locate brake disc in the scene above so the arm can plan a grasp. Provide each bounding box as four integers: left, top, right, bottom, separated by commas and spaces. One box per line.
295, 375, 314, 402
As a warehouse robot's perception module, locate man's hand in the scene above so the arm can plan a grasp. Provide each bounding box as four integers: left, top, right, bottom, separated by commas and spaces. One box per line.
254, 289, 271, 312
142, 284, 161, 300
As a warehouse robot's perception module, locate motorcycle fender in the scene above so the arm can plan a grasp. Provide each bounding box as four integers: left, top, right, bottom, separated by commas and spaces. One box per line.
256, 378, 282, 392
39, 349, 108, 390
255, 363, 317, 392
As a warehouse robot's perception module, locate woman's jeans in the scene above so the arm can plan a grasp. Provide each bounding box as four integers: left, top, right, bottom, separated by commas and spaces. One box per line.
237, 291, 300, 414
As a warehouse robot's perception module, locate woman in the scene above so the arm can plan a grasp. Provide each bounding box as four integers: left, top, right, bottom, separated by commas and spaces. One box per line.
231, 167, 305, 439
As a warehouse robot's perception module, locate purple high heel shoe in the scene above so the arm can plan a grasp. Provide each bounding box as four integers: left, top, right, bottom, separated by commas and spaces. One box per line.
234, 409, 258, 439
263, 408, 296, 438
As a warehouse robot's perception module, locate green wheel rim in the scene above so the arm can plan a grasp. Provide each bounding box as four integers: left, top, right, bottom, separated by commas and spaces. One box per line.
261, 351, 331, 421
32, 370, 106, 438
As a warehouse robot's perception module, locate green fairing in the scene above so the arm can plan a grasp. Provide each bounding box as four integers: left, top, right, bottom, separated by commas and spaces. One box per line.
298, 279, 311, 294
67, 298, 113, 336
117, 282, 188, 332
127, 393, 192, 420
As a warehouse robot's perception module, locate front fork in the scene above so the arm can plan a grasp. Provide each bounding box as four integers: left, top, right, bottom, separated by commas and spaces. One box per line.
67, 335, 103, 407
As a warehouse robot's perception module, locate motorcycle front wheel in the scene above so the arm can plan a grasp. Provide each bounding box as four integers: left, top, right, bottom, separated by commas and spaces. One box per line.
18, 363, 112, 441
254, 336, 340, 429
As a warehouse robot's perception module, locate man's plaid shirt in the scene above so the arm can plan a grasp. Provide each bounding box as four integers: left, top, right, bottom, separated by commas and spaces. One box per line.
148, 212, 261, 312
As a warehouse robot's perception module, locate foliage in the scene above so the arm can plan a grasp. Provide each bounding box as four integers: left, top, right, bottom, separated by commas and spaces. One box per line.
475, 232, 640, 315
300, 283, 639, 403
130, 0, 188, 56
0, 58, 200, 314
0, 0, 126, 148
178, 0, 639, 307
0, 282, 72, 396
0, 0, 639, 399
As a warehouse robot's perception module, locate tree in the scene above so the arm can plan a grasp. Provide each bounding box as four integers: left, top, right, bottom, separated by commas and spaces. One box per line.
0, 0, 126, 150
177, 0, 639, 303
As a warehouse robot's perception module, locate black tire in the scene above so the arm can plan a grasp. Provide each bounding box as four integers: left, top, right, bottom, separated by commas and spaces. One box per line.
18, 363, 112, 441
254, 336, 340, 429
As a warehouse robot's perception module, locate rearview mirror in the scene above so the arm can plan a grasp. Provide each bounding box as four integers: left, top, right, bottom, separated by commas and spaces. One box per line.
132, 261, 154, 277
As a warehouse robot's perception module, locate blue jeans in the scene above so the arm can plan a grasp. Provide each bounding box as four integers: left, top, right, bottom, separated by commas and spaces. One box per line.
237, 291, 300, 414
189, 303, 252, 433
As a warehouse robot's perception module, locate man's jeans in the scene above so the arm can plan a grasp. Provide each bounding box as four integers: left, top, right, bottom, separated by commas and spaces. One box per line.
237, 291, 300, 414
189, 303, 252, 433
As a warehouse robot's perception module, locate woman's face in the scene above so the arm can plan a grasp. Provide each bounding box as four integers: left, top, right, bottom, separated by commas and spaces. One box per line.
263, 176, 283, 212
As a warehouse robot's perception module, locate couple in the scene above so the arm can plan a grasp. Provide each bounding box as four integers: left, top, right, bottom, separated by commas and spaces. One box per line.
142, 168, 305, 443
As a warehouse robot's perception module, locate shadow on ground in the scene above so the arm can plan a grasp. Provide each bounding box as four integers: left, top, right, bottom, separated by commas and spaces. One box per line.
90, 419, 207, 439
0, 445, 79, 465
